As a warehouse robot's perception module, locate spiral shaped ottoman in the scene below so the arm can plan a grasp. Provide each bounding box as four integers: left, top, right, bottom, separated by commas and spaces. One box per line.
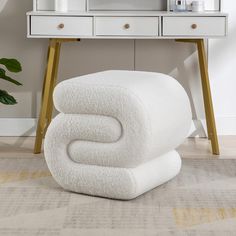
44, 70, 192, 200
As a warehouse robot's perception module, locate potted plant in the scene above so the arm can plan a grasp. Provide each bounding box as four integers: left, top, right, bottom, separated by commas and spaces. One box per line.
0, 58, 22, 105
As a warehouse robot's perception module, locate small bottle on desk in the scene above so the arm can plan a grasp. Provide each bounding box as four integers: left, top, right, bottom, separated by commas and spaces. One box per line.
191, 1, 205, 12
174, 0, 187, 12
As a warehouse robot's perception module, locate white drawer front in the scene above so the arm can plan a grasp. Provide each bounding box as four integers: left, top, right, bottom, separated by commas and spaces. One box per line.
31, 16, 93, 36
163, 17, 226, 37
95, 17, 159, 36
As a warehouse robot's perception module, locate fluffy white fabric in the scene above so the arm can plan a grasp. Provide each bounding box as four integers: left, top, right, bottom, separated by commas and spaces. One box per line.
44, 70, 192, 200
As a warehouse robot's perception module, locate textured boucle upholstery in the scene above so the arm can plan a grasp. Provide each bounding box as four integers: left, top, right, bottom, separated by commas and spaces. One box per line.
44, 70, 192, 200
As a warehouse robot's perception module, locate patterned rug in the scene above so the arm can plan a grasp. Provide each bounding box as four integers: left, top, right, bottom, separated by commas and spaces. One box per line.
0, 157, 236, 236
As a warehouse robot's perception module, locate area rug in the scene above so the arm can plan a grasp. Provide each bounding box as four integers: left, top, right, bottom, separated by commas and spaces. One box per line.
0, 157, 236, 236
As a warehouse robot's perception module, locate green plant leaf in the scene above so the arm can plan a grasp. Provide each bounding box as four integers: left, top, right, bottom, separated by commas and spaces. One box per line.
0, 90, 17, 105
0, 68, 22, 86
0, 58, 22, 73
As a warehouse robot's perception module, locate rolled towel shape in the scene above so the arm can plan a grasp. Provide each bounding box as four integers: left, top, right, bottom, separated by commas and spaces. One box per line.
44, 70, 192, 200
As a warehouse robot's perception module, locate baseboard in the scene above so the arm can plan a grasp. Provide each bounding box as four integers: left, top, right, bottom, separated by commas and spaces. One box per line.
0, 118, 37, 137
212, 116, 236, 136
0, 117, 236, 137
189, 117, 236, 137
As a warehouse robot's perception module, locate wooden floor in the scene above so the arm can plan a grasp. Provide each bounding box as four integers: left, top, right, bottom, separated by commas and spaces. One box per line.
0, 136, 236, 159
178, 136, 236, 159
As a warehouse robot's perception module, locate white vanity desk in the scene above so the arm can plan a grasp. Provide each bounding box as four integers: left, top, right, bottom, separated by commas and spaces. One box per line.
27, 0, 228, 155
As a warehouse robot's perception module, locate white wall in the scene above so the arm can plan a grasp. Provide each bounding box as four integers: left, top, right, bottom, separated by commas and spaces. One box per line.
208, 1, 236, 135
0, 0, 235, 136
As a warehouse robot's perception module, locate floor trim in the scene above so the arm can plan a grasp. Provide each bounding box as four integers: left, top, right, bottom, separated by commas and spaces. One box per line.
0, 118, 37, 136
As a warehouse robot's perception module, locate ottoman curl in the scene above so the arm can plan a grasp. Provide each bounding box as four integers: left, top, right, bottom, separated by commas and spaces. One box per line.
44, 70, 192, 200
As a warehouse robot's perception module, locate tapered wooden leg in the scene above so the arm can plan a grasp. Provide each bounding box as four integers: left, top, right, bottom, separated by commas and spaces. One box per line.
175, 39, 220, 155
34, 38, 80, 154
43, 42, 61, 137
196, 39, 219, 155
34, 39, 61, 154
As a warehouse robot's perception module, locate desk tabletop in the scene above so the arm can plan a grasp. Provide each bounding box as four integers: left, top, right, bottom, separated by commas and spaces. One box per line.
27, 10, 228, 17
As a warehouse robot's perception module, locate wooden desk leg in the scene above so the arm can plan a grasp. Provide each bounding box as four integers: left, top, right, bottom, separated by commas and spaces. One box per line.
34, 38, 80, 154
43, 42, 61, 137
34, 39, 61, 154
197, 39, 219, 155
175, 39, 220, 155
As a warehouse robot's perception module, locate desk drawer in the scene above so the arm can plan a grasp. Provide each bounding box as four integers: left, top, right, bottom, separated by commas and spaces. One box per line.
31, 16, 93, 36
163, 17, 226, 37
95, 17, 159, 36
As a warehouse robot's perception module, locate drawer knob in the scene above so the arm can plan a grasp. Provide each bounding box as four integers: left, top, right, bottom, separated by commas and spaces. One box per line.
191, 24, 198, 29
58, 23, 65, 29
124, 24, 130, 29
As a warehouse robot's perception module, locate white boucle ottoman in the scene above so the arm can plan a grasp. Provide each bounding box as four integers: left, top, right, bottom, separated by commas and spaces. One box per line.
44, 70, 192, 200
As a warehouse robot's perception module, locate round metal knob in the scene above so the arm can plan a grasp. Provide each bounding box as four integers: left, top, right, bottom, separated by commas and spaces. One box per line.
191, 24, 197, 29
58, 23, 65, 29
124, 24, 130, 29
